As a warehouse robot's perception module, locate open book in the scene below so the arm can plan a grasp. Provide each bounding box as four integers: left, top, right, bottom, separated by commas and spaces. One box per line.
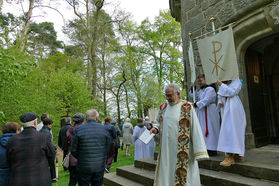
139, 129, 155, 144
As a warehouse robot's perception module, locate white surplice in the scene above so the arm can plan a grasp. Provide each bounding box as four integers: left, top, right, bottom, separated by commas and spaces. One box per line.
190, 87, 220, 150
154, 101, 209, 186
133, 125, 151, 160
217, 79, 246, 156
147, 134, 156, 158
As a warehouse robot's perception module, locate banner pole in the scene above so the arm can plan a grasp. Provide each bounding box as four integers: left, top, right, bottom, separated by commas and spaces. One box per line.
188, 32, 196, 103
210, 16, 216, 34
210, 16, 224, 118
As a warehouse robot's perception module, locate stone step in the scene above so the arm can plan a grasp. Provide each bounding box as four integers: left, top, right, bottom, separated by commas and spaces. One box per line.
116, 165, 155, 186
134, 158, 279, 185
199, 156, 279, 182
134, 158, 157, 171
103, 172, 144, 186
200, 168, 279, 186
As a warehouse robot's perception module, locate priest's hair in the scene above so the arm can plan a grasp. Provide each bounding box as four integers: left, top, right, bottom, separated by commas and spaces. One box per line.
165, 83, 181, 94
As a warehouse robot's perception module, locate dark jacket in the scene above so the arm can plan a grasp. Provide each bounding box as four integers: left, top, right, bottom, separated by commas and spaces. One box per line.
66, 123, 81, 166
58, 124, 71, 152
40, 126, 57, 151
6, 127, 55, 186
104, 123, 116, 145
113, 125, 121, 148
40, 126, 52, 139
0, 133, 16, 186
71, 120, 110, 174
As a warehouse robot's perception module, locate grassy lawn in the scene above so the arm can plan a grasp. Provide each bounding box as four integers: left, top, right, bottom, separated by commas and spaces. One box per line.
53, 144, 136, 186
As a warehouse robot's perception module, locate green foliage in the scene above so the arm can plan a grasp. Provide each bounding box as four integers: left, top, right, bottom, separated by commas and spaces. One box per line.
28, 22, 63, 56
46, 69, 92, 117
0, 46, 92, 142
0, 8, 184, 142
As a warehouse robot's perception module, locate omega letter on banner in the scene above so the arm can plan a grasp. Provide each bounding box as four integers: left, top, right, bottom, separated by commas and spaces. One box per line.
197, 26, 239, 84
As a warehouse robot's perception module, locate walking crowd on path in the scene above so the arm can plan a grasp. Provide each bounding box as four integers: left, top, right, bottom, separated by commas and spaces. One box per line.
0, 77, 247, 186
0, 109, 156, 186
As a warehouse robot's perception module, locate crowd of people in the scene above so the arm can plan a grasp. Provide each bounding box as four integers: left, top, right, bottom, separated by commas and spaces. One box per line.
0, 108, 157, 186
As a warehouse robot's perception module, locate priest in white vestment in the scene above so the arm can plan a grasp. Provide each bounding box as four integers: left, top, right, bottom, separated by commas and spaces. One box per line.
217, 79, 246, 166
189, 75, 220, 156
151, 83, 209, 186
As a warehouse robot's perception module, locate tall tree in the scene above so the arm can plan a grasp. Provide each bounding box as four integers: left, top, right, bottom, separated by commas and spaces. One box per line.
66, 0, 105, 98
19, 0, 34, 51
138, 10, 183, 98
28, 22, 63, 57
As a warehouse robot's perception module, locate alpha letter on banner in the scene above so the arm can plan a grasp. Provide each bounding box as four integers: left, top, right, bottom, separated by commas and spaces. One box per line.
197, 26, 239, 84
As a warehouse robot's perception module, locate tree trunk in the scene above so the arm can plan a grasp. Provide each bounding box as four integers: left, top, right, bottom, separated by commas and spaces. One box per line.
102, 37, 107, 116
116, 95, 121, 125
20, 0, 35, 51
124, 85, 131, 118
85, 0, 93, 92
116, 70, 126, 125
136, 87, 143, 118
91, 1, 104, 98
0, 0, 3, 10
170, 63, 174, 83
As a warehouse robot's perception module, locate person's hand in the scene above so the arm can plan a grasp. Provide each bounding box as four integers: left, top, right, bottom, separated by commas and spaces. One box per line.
219, 102, 224, 108
150, 128, 158, 135
217, 80, 222, 86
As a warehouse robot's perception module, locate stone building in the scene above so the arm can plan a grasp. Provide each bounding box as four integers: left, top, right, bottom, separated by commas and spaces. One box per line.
169, 0, 279, 148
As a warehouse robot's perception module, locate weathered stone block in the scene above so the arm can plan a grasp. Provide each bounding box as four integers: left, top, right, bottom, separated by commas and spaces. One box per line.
182, 0, 195, 12
208, 0, 222, 6
185, 13, 205, 32
203, 1, 225, 19
201, 0, 209, 11
216, 2, 235, 24
187, 5, 202, 18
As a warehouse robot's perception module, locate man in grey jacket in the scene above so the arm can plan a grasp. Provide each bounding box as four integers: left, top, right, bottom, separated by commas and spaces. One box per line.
71, 109, 110, 186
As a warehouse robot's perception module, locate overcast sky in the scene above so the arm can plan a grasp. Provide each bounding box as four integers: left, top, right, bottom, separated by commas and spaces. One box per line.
2, 0, 169, 42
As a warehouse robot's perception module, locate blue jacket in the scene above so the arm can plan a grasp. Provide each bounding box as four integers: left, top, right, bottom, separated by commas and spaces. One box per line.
71, 120, 110, 174
104, 123, 116, 145
0, 133, 16, 186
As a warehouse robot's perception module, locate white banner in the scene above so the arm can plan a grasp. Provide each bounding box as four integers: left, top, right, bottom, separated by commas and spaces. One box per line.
148, 108, 159, 123
188, 40, 196, 84
197, 26, 239, 84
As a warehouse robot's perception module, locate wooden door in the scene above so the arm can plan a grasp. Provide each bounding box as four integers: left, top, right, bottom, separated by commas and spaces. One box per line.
245, 49, 270, 147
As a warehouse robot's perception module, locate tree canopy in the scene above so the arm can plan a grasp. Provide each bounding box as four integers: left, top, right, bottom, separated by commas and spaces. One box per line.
0, 2, 183, 140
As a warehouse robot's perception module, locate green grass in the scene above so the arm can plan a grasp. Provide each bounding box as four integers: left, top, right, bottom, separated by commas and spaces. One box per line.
53, 144, 136, 186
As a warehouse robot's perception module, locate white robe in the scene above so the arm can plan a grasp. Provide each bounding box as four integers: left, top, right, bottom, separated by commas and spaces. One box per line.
190, 87, 220, 150
217, 79, 246, 156
133, 125, 151, 160
147, 135, 156, 158
154, 101, 209, 186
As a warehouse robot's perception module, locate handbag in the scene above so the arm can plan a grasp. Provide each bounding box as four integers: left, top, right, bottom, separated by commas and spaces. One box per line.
62, 153, 70, 169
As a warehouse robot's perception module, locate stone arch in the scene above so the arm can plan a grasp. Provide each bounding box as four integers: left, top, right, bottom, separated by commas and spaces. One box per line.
232, 4, 279, 147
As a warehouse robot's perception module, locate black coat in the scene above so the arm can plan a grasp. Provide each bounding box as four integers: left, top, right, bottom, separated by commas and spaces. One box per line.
7, 127, 55, 186
71, 120, 110, 174
58, 124, 71, 152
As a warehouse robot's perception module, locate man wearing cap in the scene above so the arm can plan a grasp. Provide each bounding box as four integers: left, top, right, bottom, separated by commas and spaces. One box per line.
6, 112, 56, 186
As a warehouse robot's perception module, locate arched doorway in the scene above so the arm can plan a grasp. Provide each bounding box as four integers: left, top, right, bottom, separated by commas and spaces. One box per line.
245, 34, 279, 147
